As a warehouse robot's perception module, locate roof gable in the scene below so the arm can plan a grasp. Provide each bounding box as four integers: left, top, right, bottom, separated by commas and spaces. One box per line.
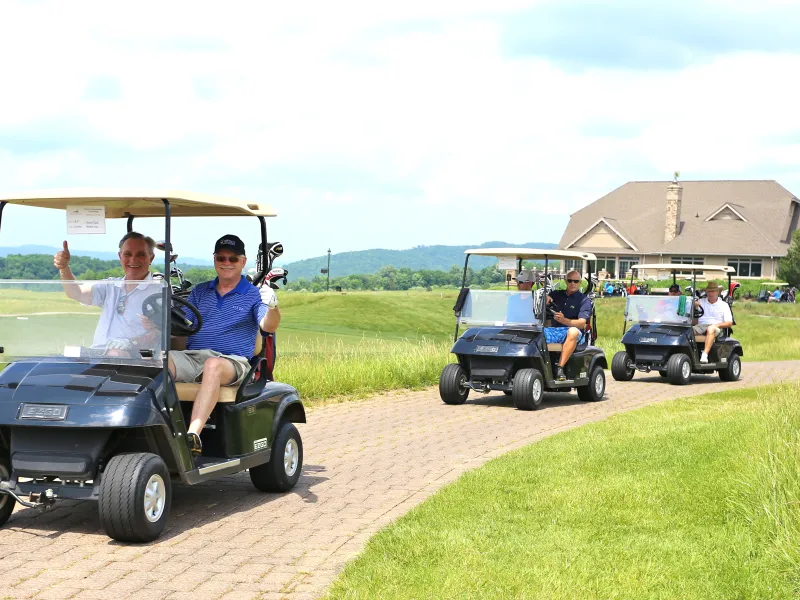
706, 203, 747, 222
564, 217, 637, 251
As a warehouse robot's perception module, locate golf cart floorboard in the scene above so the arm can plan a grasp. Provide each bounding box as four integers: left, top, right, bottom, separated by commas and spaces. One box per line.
183, 450, 271, 484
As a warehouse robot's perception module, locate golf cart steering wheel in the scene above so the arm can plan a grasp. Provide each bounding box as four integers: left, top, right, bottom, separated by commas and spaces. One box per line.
693, 301, 704, 320
141, 293, 203, 336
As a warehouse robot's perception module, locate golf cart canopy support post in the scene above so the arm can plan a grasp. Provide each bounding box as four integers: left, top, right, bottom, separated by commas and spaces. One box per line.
162, 199, 172, 382
252, 216, 268, 288
454, 254, 471, 342
0, 201, 5, 236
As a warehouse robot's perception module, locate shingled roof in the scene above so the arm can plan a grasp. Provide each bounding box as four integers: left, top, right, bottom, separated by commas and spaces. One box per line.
558, 180, 799, 258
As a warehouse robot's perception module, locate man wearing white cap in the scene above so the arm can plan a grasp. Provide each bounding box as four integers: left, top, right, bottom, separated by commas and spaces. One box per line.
505, 269, 535, 323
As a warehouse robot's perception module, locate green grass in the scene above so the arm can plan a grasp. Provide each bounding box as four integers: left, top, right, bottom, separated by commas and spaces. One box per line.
326, 384, 800, 599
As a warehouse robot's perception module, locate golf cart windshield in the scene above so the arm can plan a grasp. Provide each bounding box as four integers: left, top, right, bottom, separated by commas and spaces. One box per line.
459, 290, 541, 327
0, 279, 167, 366
625, 295, 692, 326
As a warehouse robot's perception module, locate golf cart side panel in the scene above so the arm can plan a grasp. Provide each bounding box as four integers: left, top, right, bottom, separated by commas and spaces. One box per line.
0, 360, 168, 428
219, 382, 303, 458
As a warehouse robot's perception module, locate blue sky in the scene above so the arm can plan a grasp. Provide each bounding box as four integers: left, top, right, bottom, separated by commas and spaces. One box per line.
1, 0, 799, 263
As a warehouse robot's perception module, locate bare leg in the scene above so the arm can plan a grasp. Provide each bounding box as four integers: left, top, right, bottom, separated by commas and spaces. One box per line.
559, 327, 581, 367
187, 358, 237, 435
704, 326, 718, 356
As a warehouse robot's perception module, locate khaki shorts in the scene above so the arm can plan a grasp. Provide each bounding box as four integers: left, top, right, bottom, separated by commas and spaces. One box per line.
693, 324, 723, 338
170, 349, 250, 387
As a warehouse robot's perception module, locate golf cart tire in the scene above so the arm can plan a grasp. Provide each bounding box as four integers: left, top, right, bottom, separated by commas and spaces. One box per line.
439, 364, 469, 405
512, 368, 544, 411
577, 365, 605, 403
719, 353, 742, 382
0, 453, 15, 528
658, 371, 668, 378
666, 354, 691, 386
611, 351, 635, 381
98, 452, 172, 543
250, 422, 303, 493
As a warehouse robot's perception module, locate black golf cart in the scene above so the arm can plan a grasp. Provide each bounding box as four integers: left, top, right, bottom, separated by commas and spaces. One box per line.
0, 190, 305, 542
439, 248, 607, 410
611, 263, 742, 385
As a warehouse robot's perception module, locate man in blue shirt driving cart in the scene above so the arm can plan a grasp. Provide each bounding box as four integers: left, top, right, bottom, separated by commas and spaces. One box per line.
546, 270, 593, 381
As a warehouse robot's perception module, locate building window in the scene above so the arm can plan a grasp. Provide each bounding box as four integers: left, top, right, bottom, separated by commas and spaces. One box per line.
618, 256, 639, 278
728, 258, 762, 277
563, 259, 582, 274
671, 256, 704, 265
595, 256, 616, 277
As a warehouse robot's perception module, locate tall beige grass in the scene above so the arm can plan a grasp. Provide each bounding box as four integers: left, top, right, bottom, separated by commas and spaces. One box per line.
275, 338, 452, 404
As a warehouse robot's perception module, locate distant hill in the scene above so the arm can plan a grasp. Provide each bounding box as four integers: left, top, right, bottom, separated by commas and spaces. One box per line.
0, 245, 214, 266
282, 242, 558, 281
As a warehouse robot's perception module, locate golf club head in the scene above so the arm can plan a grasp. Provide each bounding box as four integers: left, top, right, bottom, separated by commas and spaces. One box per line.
266, 242, 284, 259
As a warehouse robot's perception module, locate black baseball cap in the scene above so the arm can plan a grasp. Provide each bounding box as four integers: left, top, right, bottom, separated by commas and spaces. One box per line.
214, 234, 246, 256
668, 284, 681, 292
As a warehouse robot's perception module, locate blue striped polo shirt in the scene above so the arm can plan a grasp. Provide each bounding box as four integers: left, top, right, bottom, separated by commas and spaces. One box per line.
184, 276, 268, 357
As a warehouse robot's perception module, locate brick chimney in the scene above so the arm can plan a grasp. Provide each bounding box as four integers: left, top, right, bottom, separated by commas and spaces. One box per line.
664, 178, 683, 244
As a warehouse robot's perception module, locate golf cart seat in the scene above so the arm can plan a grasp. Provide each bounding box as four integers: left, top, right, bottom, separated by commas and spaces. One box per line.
547, 343, 563, 351
175, 331, 275, 403
694, 334, 707, 343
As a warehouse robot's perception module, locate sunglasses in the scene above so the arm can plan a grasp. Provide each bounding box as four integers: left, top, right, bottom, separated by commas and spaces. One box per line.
214, 255, 242, 263
566, 278, 581, 284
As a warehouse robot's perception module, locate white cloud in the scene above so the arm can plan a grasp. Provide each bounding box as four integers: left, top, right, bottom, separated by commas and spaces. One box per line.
1, 0, 800, 260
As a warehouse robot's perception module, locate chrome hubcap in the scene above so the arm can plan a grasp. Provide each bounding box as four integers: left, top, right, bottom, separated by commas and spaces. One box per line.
733, 359, 740, 376
143, 474, 166, 523
595, 372, 604, 394
682, 361, 691, 379
532, 378, 542, 400
284, 438, 299, 477
458, 374, 467, 393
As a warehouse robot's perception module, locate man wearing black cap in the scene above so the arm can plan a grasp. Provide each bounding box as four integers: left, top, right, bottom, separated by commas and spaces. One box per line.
169, 234, 281, 456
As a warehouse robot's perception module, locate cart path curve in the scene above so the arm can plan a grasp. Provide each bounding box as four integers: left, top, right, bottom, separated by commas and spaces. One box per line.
2, 360, 799, 600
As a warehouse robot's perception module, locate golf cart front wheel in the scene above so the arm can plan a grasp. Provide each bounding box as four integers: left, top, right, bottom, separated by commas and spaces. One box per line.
250, 422, 303, 493
0, 453, 15, 528
611, 352, 635, 381
666, 354, 692, 386
98, 452, 171, 543
577, 365, 606, 402
439, 364, 469, 405
719, 354, 742, 382
512, 368, 544, 411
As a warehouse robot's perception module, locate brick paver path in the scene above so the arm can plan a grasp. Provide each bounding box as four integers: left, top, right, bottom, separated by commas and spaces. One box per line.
2, 361, 798, 600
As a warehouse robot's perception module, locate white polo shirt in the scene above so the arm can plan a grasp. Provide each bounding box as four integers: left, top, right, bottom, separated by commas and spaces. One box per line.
87, 274, 155, 348
697, 297, 733, 326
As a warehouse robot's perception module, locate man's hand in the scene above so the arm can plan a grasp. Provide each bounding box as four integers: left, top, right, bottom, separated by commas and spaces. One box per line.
553, 311, 569, 325
54, 240, 71, 271
106, 338, 133, 351
260, 285, 278, 308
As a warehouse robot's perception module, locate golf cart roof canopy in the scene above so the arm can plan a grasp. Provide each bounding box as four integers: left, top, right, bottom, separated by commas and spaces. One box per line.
465, 248, 597, 261
0, 189, 276, 218
632, 263, 735, 274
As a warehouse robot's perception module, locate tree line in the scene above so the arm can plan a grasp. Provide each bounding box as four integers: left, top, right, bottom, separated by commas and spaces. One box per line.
0, 254, 511, 290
